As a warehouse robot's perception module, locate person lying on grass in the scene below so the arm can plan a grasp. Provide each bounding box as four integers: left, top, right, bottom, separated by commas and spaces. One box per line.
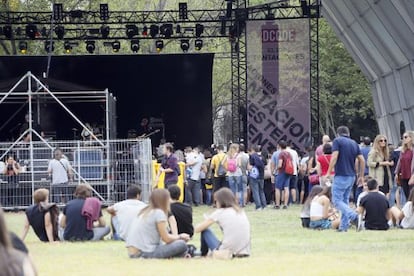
309, 187, 340, 230
126, 189, 190, 259
22, 188, 59, 243
195, 187, 251, 258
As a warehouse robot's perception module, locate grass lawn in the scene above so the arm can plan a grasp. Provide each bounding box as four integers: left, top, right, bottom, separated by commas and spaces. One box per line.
4, 205, 414, 276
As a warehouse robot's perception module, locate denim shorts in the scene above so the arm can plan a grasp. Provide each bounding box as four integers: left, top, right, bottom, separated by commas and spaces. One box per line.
276, 172, 290, 190
309, 219, 332, 230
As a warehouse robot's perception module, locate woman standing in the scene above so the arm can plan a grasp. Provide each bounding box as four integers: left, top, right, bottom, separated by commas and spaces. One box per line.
126, 189, 190, 259
195, 188, 250, 257
395, 131, 414, 200
225, 144, 243, 202
316, 144, 335, 187
367, 135, 393, 197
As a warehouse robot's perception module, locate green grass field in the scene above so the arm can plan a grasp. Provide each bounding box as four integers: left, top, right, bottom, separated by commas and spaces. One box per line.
4, 205, 414, 276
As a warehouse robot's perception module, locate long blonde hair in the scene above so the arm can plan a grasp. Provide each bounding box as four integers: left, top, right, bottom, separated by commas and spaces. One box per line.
372, 134, 390, 160
402, 131, 414, 153
139, 189, 170, 217
227, 143, 239, 158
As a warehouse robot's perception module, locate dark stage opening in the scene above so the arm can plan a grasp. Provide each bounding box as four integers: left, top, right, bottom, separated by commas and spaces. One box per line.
0, 54, 214, 149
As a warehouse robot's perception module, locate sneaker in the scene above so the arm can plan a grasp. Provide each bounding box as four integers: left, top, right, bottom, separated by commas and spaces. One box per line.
282, 205, 288, 210
256, 208, 263, 212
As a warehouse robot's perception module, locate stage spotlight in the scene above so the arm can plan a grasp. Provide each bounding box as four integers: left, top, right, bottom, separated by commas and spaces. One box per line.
160, 24, 173, 39
64, 41, 72, 53
54, 25, 65, 39
86, 40, 95, 54
100, 25, 110, 38
150, 24, 159, 38
195, 24, 204, 37
155, 40, 164, 52
195, 39, 203, 51
180, 39, 190, 52
142, 26, 148, 36
301, 0, 310, 17
130, 39, 140, 53
126, 24, 138, 39
100, 3, 109, 20
112, 41, 121, 52
3, 25, 12, 39
19, 41, 27, 54
178, 2, 188, 20
44, 41, 55, 53
53, 3, 64, 21
25, 24, 38, 39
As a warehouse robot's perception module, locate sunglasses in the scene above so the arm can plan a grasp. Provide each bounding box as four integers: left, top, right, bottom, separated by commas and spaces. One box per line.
404, 136, 410, 139
379, 139, 387, 142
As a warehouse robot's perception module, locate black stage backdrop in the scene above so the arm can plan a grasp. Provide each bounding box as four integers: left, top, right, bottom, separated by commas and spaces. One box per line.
0, 54, 213, 148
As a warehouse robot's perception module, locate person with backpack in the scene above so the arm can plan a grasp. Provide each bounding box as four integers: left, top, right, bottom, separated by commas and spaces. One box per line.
248, 145, 267, 211
275, 141, 293, 209
225, 144, 242, 199
210, 145, 228, 194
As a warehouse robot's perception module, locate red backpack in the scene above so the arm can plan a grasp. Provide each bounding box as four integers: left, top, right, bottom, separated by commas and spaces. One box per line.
284, 154, 294, 175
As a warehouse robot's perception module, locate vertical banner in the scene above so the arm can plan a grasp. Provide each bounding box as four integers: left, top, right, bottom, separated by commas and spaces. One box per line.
246, 19, 311, 152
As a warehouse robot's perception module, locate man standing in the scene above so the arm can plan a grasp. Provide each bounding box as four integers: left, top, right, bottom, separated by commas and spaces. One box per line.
325, 126, 365, 232
185, 147, 203, 206
107, 185, 146, 240
157, 143, 179, 188
356, 137, 371, 199
210, 145, 228, 194
276, 141, 292, 209
286, 143, 299, 204
48, 148, 73, 204
238, 144, 250, 207
249, 145, 267, 210
271, 145, 281, 206
315, 135, 331, 159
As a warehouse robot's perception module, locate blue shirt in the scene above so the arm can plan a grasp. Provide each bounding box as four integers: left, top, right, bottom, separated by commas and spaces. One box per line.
249, 153, 265, 179
332, 136, 361, 176
271, 150, 280, 175
360, 146, 371, 175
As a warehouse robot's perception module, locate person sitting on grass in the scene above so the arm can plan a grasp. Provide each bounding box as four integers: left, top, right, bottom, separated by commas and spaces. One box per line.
356, 176, 385, 207
168, 185, 194, 237
60, 184, 110, 241
357, 178, 391, 231
107, 185, 147, 241
22, 188, 59, 242
309, 187, 340, 230
126, 189, 190, 259
0, 206, 37, 276
300, 185, 323, 228
195, 187, 251, 258
390, 188, 414, 229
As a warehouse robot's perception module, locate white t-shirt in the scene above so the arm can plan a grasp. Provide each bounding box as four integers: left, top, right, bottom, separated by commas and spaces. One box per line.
186, 151, 203, 181
209, 208, 251, 255
48, 158, 71, 184
287, 148, 299, 176
401, 202, 414, 229
126, 209, 167, 253
113, 199, 147, 240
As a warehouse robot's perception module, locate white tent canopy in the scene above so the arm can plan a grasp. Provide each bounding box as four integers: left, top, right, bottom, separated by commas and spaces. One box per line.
323, 0, 414, 143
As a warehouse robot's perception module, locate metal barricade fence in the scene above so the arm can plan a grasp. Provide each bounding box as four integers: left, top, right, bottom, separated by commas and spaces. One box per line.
0, 138, 152, 209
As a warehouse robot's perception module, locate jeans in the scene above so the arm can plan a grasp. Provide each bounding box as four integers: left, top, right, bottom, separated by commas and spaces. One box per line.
228, 175, 242, 195
332, 175, 358, 231
186, 179, 201, 205
132, 240, 188, 259
111, 216, 122, 240
200, 228, 220, 256
389, 181, 397, 206
240, 175, 248, 206
249, 177, 267, 209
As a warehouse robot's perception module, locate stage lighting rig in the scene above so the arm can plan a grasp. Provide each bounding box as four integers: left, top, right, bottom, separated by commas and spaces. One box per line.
55, 25, 65, 39
26, 24, 38, 39
19, 41, 27, 54
44, 41, 55, 53
100, 4, 109, 20
130, 39, 140, 53
100, 25, 110, 38
155, 40, 164, 52
142, 26, 148, 36
160, 24, 173, 39
112, 41, 121, 52
195, 24, 204, 37
195, 39, 203, 51
180, 39, 190, 52
126, 24, 138, 39
64, 41, 72, 53
179, 3, 188, 20
53, 3, 64, 21
86, 40, 96, 53
150, 25, 159, 38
